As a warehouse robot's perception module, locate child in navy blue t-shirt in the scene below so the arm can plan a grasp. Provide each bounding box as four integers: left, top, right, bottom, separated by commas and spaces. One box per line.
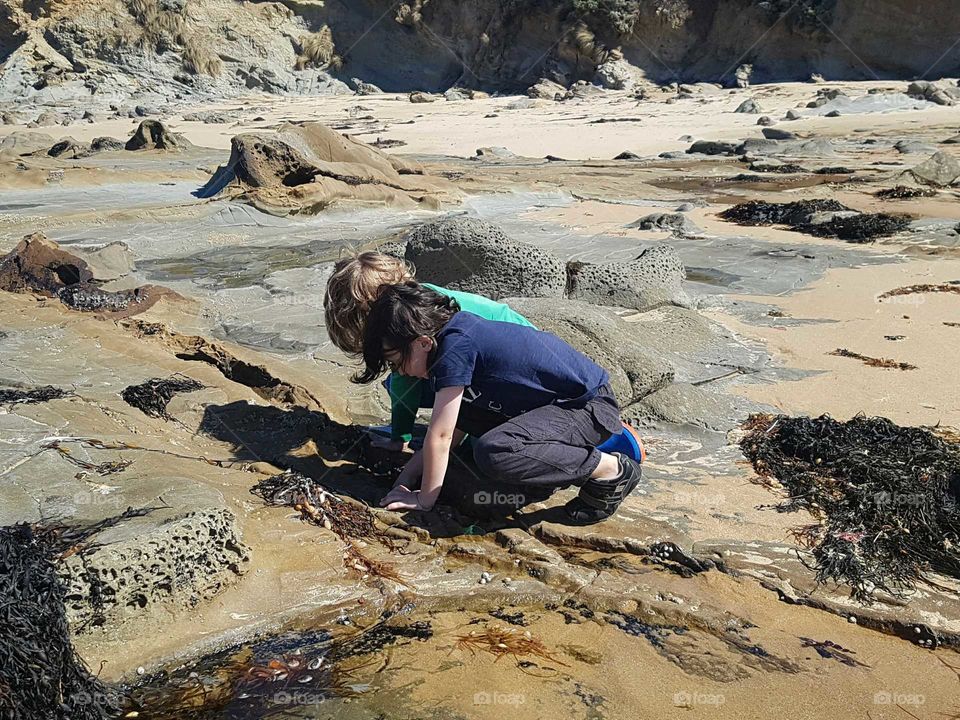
352, 282, 642, 524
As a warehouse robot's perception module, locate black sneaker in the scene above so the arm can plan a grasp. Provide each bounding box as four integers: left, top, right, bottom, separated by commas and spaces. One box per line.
564, 452, 642, 524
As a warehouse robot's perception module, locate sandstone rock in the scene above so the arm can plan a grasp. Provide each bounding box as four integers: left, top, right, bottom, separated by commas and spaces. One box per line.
47, 137, 90, 158
444, 88, 470, 102
785, 109, 803, 120
905, 150, 960, 187
734, 98, 761, 114
409, 91, 437, 103
507, 97, 537, 110
527, 78, 566, 100
90, 136, 126, 153
906, 80, 959, 106
0, 131, 57, 155
402, 217, 566, 299
807, 88, 847, 108
628, 213, 702, 236
734, 64, 753, 89
565, 244, 690, 311
60, 508, 249, 626
942, 134, 960, 145
594, 58, 636, 90
125, 120, 182, 151
182, 111, 231, 123
351, 78, 383, 95
473, 146, 516, 161
197, 123, 455, 214
623, 381, 740, 431
757, 116, 775, 126
894, 139, 936, 154
687, 140, 738, 156
761, 127, 797, 140
614, 150, 641, 160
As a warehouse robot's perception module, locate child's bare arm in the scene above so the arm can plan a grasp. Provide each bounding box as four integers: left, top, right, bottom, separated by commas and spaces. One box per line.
382, 386, 463, 511
418, 386, 464, 509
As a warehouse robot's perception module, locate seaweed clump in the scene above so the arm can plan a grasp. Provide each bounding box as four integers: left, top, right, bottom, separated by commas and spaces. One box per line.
0, 524, 121, 720
718, 199, 851, 226
0, 385, 70, 406
875, 186, 937, 200
121, 375, 204, 419
252, 471, 407, 585
740, 413, 960, 601
794, 213, 911, 242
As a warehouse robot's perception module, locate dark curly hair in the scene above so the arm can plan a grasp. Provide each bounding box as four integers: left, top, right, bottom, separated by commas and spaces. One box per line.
352, 282, 459, 384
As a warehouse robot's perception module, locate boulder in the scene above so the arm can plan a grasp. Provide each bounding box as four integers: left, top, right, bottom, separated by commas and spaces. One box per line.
473, 146, 516, 161
564, 244, 690, 311
734, 64, 753, 89
906, 80, 959, 106
125, 120, 182, 151
761, 127, 797, 140
0, 131, 57, 155
687, 140, 739, 156
504, 298, 674, 407
409, 91, 437, 103
628, 213, 702, 236
47, 137, 90, 158
402, 217, 566, 299
196, 123, 456, 214
757, 116, 775, 126
527, 78, 566, 100
90, 136, 126, 153
734, 99, 761, 114
785, 109, 802, 120
594, 58, 636, 90
351, 78, 383, 95
905, 151, 960, 187
894, 139, 936, 154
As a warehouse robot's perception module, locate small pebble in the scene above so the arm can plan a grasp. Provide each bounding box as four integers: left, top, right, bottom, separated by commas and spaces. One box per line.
136, 666, 145, 676
848, 616, 857, 624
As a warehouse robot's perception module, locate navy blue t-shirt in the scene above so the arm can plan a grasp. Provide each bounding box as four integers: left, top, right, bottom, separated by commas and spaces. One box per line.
430, 312, 610, 418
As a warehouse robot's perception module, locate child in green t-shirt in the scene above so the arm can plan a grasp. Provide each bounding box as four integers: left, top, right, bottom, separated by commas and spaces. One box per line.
323, 252, 534, 451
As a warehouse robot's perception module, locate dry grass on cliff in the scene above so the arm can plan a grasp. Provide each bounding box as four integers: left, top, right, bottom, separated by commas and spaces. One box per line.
124, 0, 221, 76
296, 25, 341, 70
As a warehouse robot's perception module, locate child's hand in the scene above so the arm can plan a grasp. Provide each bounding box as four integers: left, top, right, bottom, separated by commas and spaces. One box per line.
379, 486, 429, 511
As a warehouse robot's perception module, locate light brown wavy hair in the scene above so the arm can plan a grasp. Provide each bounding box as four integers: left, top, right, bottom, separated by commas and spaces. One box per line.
323, 251, 416, 356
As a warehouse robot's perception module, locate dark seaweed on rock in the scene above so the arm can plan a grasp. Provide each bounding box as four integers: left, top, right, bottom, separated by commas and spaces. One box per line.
718, 199, 851, 226
0, 524, 121, 720
59, 283, 148, 313
875, 186, 937, 200
121, 376, 204, 419
794, 213, 911, 242
740, 413, 960, 602
0, 385, 69, 405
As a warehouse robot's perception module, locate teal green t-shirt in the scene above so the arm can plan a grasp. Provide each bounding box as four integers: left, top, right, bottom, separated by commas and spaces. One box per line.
422, 284, 535, 328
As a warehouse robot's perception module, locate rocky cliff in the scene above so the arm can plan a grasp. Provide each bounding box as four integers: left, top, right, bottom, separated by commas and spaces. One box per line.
0, 0, 958, 110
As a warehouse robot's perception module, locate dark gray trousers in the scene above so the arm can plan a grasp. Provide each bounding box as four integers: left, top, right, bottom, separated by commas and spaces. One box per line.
456, 385, 621, 488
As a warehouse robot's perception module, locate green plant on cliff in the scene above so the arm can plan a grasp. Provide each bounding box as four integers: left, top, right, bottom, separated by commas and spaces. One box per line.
569, 0, 691, 34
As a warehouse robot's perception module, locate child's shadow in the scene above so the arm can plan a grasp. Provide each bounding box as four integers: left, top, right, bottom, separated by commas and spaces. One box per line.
199, 400, 567, 537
